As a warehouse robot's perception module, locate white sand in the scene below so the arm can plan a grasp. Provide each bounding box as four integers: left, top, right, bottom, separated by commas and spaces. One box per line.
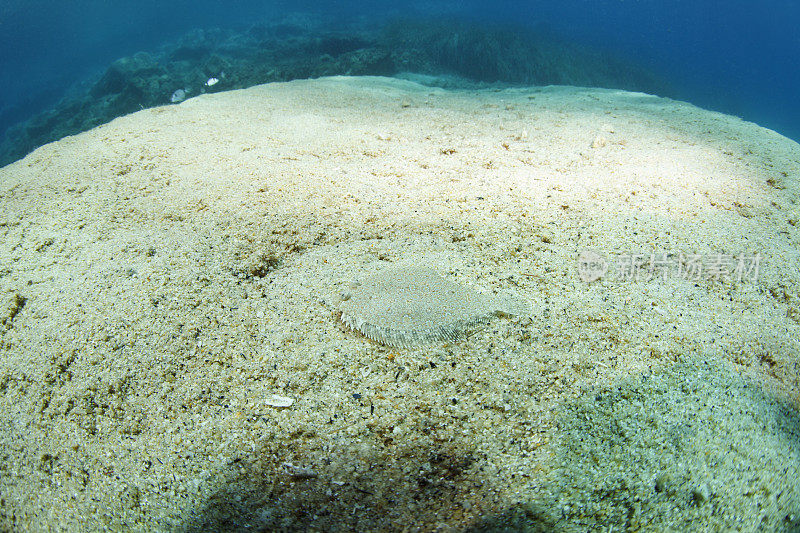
0, 76, 799, 531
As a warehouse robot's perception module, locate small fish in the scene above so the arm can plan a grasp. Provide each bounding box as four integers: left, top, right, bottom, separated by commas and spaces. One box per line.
170, 89, 187, 103
205, 77, 219, 87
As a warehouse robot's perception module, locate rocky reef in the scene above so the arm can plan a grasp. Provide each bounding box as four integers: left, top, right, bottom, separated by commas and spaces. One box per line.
0, 18, 668, 167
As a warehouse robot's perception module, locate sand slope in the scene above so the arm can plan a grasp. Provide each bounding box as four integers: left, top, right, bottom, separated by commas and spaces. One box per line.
1, 76, 799, 531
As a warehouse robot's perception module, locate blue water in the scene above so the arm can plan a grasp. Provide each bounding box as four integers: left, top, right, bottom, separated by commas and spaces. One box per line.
1, 0, 798, 147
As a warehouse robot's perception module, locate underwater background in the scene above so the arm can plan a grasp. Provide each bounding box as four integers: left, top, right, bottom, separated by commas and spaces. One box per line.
1, 0, 798, 167
3, 1, 800, 531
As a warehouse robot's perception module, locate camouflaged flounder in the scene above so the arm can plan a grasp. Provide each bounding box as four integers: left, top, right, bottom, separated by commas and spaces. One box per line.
339, 265, 529, 348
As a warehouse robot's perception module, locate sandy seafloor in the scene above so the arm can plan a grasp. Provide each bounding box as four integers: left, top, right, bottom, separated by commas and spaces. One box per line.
1, 76, 799, 532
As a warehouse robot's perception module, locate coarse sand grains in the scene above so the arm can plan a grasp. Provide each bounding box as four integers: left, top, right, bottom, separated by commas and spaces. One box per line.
0, 76, 799, 531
